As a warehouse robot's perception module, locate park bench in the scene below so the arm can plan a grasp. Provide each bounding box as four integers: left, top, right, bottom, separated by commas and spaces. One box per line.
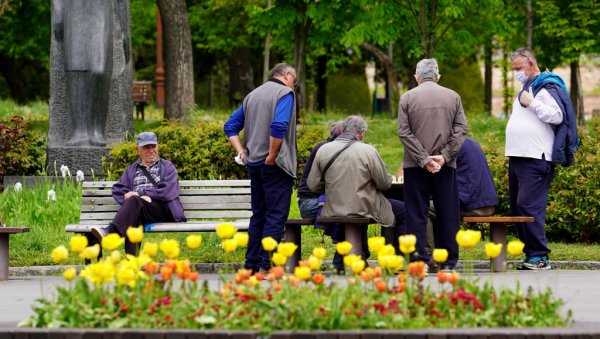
0, 227, 30, 281
462, 216, 535, 272
65, 180, 253, 247
133, 80, 152, 120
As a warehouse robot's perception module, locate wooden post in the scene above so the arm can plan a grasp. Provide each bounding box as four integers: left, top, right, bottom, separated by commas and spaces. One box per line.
155, 9, 165, 108
490, 222, 507, 272
284, 224, 301, 272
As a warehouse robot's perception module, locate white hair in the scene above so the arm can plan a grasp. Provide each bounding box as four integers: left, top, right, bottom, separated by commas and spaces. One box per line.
415, 58, 439, 81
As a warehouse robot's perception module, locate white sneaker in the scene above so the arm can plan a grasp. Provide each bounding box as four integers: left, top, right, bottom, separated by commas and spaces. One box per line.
91, 226, 110, 242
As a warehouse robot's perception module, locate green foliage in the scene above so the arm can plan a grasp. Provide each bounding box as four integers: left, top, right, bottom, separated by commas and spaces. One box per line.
103, 121, 327, 182
0, 116, 47, 189
439, 60, 484, 115
326, 72, 371, 114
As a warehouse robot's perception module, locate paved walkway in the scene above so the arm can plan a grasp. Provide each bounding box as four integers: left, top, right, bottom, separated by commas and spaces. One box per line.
1, 269, 600, 329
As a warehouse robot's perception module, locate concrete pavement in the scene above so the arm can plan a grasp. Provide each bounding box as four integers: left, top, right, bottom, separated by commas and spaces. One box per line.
1, 269, 600, 329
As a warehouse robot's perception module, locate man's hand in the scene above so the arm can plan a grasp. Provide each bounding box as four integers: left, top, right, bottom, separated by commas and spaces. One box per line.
430, 155, 445, 167
519, 87, 534, 107
141, 195, 152, 203
124, 191, 139, 200
235, 152, 247, 165
425, 160, 441, 174
265, 154, 276, 165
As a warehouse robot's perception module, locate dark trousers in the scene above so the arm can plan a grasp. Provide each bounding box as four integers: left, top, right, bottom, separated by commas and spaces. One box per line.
404, 166, 460, 266
509, 156, 553, 257
246, 164, 293, 271
111, 195, 174, 254
331, 198, 406, 269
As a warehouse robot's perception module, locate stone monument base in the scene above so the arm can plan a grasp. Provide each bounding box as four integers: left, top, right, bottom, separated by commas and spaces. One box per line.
47, 146, 110, 177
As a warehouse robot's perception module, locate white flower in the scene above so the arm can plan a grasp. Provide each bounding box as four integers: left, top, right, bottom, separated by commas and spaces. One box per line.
76, 170, 85, 182
47, 189, 56, 202
60, 165, 71, 178
14, 182, 22, 193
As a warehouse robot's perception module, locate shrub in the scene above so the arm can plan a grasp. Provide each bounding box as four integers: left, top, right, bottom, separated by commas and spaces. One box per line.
0, 115, 46, 190
104, 121, 327, 183
327, 71, 371, 114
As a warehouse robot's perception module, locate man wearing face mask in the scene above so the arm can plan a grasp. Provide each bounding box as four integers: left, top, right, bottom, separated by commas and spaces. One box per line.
506, 48, 578, 271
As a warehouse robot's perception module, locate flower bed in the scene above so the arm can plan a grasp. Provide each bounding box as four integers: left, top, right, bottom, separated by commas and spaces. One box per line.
21, 224, 570, 333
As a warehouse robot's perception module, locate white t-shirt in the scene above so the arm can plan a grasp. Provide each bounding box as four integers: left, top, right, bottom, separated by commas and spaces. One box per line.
505, 87, 563, 161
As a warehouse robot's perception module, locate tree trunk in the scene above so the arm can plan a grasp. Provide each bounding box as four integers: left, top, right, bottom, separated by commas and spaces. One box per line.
315, 55, 327, 112
262, 0, 272, 83
526, 0, 533, 50
570, 60, 585, 126
484, 40, 493, 114
293, 0, 310, 111
501, 48, 511, 116
360, 42, 399, 105
157, 0, 194, 122
228, 47, 255, 106
386, 42, 396, 117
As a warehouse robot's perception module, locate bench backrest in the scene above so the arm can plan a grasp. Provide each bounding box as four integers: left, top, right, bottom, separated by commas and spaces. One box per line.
132, 80, 152, 104
79, 180, 252, 225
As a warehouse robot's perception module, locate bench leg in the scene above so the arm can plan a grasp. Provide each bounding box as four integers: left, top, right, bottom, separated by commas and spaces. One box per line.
0, 234, 9, 281
345, 223, 363, 257
284, 224, 301, 272
490, 222, 507, 272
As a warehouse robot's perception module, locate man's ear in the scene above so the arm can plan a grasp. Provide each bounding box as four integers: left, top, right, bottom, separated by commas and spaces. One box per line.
437, 74, 442, 82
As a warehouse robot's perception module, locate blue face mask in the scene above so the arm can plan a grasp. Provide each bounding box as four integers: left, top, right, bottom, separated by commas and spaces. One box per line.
513, 70, 528, 83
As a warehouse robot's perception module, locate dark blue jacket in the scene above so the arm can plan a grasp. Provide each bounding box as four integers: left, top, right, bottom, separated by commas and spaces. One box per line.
457, 138, 498, 211
530, 72, 579, 166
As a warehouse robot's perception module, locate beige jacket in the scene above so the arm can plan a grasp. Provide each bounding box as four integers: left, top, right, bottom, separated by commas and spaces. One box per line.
397, 80, 468, 169
306, 136, 395, 227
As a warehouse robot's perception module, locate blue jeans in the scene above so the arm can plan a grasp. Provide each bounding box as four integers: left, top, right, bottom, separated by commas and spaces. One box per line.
245, 164, 293, 271
298, 197, 319, 219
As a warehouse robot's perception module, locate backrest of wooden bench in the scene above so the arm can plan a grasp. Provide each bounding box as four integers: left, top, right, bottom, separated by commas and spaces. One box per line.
132, 80, 152, 103
79, 180, 252, 225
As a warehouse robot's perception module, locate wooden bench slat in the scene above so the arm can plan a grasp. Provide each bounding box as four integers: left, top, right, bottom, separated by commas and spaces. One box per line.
316, 216, 374, 224
80, 202, 252, 212
82, 188, 252, 197
284, 218, 314, 225
79, 210, 253, 220
0, 227, 30, 234
66, 220, 251, 233
81, 180, 251, 189
463, 216, 534, 223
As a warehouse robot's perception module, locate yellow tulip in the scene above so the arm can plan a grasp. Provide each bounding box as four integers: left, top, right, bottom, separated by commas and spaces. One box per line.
377, 244, 396, 258
455, 230, 482, 248
432, 248, 449, 263
69, 235, 88, 253
399, 234, 417, 254
261, 236, 278, 252
234, 232, 249, 247
222, 239, 238, 253
367, 236, 386, 253
385, 255, 404, 271
159, 239, 180, 259
51, 245, 69, 263
186, 235, 202, 249
335, 241, 352, 256
79, 244, 101, 260
277, 242, 298, 257
343, 254, 361, 267
351, 259, 366, 274
141, 241, 158, 257
116, 265, 137, 287
272, 252, 288, 266
108, 250, 122, 264
126, 225, 144, 243
484, 242, 503, 259
294, 266, 311, 281
63, 268, 76, 281
102, 233, 124, 251
507, 240, 525, 256
312, 247, 326, 260
216, 222, 237, 239
308, 255, 321, 270
79, 259, 115, 286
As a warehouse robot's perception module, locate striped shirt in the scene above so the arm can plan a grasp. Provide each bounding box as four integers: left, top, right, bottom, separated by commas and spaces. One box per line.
132, 158, 161, 194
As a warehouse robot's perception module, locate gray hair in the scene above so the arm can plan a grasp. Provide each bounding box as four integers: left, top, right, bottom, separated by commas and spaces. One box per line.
415, 58, 439, 81
271, 63, 295, 77
342, 115, 368, 136
510, 47, 537, 63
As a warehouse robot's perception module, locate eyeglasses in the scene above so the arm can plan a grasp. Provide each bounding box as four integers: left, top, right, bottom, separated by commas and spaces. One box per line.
510, 51, 530, 62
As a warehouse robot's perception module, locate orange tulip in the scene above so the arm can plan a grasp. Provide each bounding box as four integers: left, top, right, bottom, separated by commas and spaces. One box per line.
312, 273, 325, 285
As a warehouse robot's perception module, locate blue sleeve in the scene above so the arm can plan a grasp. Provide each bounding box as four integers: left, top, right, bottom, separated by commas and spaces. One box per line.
271, 93, 294, 138
223, 106, 245, 137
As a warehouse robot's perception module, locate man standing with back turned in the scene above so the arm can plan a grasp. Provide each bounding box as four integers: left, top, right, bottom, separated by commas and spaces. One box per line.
398, 58, 467, 270
507, 48, 578, 270
223, 63, 298, 274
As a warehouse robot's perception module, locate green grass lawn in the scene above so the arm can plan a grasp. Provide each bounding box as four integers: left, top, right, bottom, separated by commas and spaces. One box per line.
1, 103, 599, 266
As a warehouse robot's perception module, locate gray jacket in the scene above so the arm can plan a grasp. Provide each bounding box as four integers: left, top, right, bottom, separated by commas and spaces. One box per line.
243, 81, 297, 177
397, 81, 468, 168
306, 137, 395, 227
